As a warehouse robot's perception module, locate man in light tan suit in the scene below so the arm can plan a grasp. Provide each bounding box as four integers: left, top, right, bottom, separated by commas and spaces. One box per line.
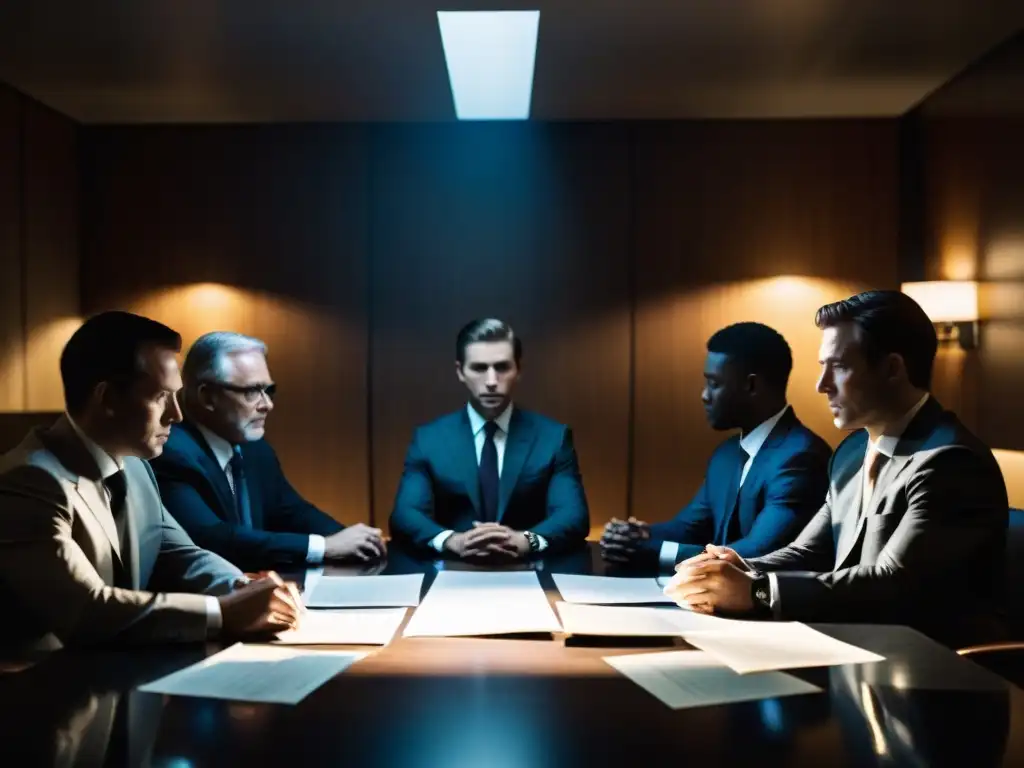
0, 311, 302, 650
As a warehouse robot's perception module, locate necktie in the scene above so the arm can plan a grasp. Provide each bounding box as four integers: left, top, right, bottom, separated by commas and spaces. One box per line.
864, 445, 888, 501
479, 421, 500, 523
103, 470, 132, 587
229, 445, 253, 528
721, 445, 748, 544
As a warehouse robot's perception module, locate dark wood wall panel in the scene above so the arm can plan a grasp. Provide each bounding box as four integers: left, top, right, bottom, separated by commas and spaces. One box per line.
82, 125, 371, 525
369, 124, 632, 532
0, 85, 25, 410
631, 121, 900, 521
917, 33, 1024, 451
0, 85, 79, 413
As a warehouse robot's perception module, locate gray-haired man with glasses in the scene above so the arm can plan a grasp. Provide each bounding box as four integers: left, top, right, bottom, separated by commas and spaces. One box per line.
151, 332, 385, 571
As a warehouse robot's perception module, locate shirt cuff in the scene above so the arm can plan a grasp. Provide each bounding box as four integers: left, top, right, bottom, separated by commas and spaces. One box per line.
205, 595, 222, 637
767, 572, 781, 618
659, 541, 680, 570
430, 530, 455, 552
535, 534, 548, 552
306, 535, 326, 564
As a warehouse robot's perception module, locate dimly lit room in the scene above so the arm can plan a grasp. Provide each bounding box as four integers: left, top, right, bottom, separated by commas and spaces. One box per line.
2, 2, 1024, 765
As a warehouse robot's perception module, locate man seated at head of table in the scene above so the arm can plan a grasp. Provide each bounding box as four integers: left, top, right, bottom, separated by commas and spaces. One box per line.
664, 290, 1009, 648
151, 331, 385, 571
600, 322, 832, 571
389, 318, 590, 562
0, 312, 302, 650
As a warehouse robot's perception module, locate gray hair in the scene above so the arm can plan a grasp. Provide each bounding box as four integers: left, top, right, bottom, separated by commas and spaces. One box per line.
183, 331, 268, 391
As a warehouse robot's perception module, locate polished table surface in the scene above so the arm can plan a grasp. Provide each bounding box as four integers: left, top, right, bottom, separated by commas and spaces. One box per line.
2, 543, 1022, 767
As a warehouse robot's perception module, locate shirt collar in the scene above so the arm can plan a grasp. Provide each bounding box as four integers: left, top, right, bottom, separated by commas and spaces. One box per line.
872, 393, 930, 458
195, 422, 236, 471
739, 405, 789, 459
65, 412, 124, 479
466, 401, 514, 437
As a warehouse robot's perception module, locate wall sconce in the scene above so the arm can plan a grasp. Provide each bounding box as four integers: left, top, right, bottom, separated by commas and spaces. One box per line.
900, 280, 980, 350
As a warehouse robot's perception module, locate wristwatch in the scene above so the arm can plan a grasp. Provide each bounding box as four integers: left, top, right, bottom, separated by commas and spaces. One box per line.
750, 572, 771, 611
523, 530, 541, 553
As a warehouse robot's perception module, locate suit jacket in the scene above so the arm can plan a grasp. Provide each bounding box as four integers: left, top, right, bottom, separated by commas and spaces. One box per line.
151, 421, 344, 571
0, 416, 242, 650
749, 397, 1009, 648
389, 407, 590, 554
648, 409, 831, 565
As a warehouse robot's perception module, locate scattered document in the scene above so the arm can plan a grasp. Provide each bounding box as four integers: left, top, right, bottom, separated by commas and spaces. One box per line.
272, 608, 407, 646
403, 571, 562, 637
552, 574, 674, 604
682, 622, 885, 674
556, 602, 733, 636
138, 644, 366, 705
604, 650, 821, 709
304, 574, 424, 608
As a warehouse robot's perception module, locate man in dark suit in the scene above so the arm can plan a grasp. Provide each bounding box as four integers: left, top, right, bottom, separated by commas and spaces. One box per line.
601, 323, 831, 570
0, 312, 301, 650
665, 291, 1009, 648
152, 332, 385, 571
389, 318, 590, 560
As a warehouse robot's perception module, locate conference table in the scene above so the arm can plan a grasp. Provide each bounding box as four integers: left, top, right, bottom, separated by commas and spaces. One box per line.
1, 543, 1021, 767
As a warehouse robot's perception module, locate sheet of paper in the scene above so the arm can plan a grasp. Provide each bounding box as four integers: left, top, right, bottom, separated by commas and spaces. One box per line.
403, 570, 562, 637
552, 574, 675, 604
604, 650, 822, 709
682, 622, 885, 674
272, 608, 407, 645
138, 644, 367, 704
304, 573, 424, 608
556, 602, 735, 636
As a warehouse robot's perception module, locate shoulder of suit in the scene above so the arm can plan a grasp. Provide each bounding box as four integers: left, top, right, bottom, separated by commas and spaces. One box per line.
832, 429, 868, 461
785, 420, 833, 455
515, 408, 567, 433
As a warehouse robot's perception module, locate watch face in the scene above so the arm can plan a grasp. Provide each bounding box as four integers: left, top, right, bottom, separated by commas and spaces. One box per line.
755, 587, 769, 602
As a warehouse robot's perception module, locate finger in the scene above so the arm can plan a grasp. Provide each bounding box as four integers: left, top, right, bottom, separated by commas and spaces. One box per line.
674, 552, 716, 571
282, 580, 304, 613
357, 541, 381, 559
468, 529, 512, 547
270, 587, 300, 618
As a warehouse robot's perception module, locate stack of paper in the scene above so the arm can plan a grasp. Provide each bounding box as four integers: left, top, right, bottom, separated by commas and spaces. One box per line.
138, 644, 367, 704
552, 574, 674, 604
304, 574, 424, 608
604, 651, 822, 709
403, 571, 562, 637
272, 608, 407, 646
555, 602, 735, 636
682, 622, 885, 674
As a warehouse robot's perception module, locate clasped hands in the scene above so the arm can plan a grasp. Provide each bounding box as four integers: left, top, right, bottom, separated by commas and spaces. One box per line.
444, 522, 530, 561
662, 544, 757, 614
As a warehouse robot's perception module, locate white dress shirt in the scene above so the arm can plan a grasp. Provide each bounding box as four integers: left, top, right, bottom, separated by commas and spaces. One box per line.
195, 423, 326, 564
430, 403, 548, 553
659, 405, 791, 568
66, 414, 223, 633
766, 394, 931, 611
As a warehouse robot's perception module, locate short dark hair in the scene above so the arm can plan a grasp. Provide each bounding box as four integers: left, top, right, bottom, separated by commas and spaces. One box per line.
706, 322, 793, 391
456, 319, 523, 365
815, 290, 937, 389
60, 311, 182, 414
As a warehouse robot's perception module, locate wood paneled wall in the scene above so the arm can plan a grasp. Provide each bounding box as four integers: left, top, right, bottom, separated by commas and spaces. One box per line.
81, 126, 371, 526
0, 84, 80, 412
915, 32, 1024, 451
81, 119, 901, 529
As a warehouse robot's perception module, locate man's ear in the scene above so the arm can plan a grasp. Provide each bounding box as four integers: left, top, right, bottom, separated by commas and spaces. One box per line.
885, 353, 907, 383
195, 383, 217, 412
455, 360, 466, 384
93, 381, 115, 416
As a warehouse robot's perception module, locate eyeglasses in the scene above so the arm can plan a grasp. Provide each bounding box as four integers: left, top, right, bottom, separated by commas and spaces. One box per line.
201, 381, 277, 405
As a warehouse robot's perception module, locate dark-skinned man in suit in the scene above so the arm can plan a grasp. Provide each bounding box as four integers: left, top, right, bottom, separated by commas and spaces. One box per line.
602, 322, 831, 572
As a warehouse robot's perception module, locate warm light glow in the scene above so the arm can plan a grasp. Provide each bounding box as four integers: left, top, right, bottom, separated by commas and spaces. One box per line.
901, 281, 979, 323
993, 450, 1024, 509
437, 10, 540, 120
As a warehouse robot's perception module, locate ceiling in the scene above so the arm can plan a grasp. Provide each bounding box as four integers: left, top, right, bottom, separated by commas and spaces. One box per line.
0, 0, 1021, 123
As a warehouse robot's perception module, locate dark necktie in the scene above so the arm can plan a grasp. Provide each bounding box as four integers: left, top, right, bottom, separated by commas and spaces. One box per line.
229, 445, 253, 528
720, 445, 749, 545
103, 470, 132, 587
479, 421, 500, 523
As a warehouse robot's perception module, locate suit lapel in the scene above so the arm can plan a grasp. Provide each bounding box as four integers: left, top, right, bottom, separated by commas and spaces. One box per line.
72, 477, 125, 570
713, 440, 745, 544
122, 466, 143, 589
498, 409, 536, 522
732, 412, 796, 534
181, 422, 238, 523
834, 435, 869, 569
455, 411, 483, 517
